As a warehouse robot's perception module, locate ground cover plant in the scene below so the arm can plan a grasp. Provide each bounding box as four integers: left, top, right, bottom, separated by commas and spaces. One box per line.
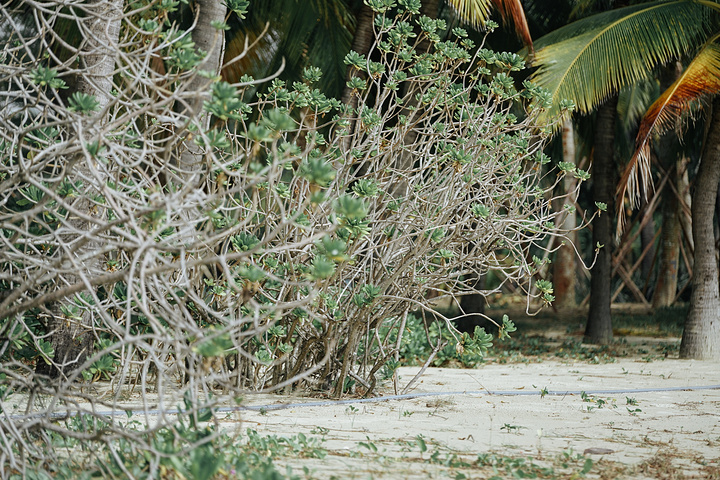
0, 0, 589, 476
390, 303, 685, 368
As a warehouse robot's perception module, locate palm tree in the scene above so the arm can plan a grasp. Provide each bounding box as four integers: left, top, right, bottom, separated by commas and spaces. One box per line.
681, 96, 720, 358
551, 118, 580, 310
529, 0, 720, 357
585, 94, 618, 344
34, 0, 124, 377
177, 0, 228, 179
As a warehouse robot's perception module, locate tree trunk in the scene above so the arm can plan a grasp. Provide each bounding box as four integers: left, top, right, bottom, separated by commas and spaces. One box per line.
457, 274, 487, 333
341, 4, 374, 108
678, 156, 693, 262
652, 164, 681, 308
639, 198, 656, 283
36, 0, 123, 378
553, 118, 578, 309
651, 65, 685, 307
585, 96, 617, 345
680, 98, 720, 360
177, 0, 228, 180
341, 4, 374, 152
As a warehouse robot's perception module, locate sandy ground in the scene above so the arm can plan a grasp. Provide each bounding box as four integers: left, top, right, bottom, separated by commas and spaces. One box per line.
232, 358, 720, 479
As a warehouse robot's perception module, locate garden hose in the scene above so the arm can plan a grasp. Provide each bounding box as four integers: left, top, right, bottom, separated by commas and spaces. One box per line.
9, 383, 720, 420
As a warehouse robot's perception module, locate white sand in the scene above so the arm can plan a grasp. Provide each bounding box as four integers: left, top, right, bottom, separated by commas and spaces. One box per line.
234, 359, 720, 478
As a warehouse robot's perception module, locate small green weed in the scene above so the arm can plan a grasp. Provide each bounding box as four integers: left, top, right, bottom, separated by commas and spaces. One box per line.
626, 396, 642, 415
428, 450, 471, 468
358, 436, 378, 453
581, 392, 617, 411
310, 426, 329, 435
477, 451, 594, 479
500, 423, 525, 433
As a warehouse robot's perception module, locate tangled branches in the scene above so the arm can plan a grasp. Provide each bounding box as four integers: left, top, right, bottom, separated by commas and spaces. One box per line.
0, 0, 586, 476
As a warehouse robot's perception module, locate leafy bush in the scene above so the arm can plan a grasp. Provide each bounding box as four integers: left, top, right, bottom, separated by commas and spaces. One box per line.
0, 0, 585, 475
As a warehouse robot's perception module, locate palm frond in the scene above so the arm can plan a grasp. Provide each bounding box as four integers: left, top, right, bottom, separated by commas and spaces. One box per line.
445, 0, 533, 49
304, 0, 355, 97
223, 23, 279, 84
617, 40, 720, 230
491, 0, 533, 50
531, 0, 717, 121
225, 0, 354, 97
445, 0, 492, 28
616, 78, 660, 136
615, 77, 660, 159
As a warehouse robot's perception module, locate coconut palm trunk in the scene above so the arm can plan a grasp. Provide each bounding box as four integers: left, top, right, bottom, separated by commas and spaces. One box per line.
639, 198, 656, 282
36, 0, 123, 378
678, 157, 693, 257
652, 161, 682, 308
585, 96, 617, 345
680, 98, 720, 360
652, 63, 685, 307
341, 3, 374, 108
553, 118, 578, 309
340, 4, 374, 152
177, 0, 227, 181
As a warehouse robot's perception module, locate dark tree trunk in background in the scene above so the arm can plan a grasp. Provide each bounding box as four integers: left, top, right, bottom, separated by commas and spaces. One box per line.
585, 96, 618, 345
680, 98, 720, 360
639, 196, 656, 284
553, 118, 578, 310
421, 0, 441, 20
341, 4, 374, 108
652, 64, 685, 308
341, 4, 374, 152
652, 162, 681, 308
457, 274, 488, 333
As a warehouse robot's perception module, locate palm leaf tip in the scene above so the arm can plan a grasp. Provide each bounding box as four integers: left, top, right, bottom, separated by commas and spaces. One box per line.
615, 147, 653, 240
634, 43, 720, 158
617, 41, 720, 235
445, 0, 491, 28
445, 0, 533, 50
490, 0, 533, 51
616, 145, 652, 211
